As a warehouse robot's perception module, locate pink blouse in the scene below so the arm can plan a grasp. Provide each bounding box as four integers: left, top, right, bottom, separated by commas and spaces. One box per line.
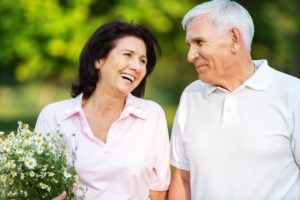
35, 94, 170, 200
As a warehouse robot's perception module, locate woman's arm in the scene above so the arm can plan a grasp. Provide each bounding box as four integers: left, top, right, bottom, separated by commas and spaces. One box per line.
52, 192, 67, 200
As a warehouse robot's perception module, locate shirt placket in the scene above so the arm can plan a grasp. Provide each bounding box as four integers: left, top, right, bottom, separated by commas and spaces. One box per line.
104, 112, 130, 150
221, 93, 239, 128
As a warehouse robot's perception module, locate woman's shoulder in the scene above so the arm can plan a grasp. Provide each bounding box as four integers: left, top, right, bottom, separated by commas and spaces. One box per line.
35, 97, 79, 133
40, 97, 78, 116
130, 95, 164, 113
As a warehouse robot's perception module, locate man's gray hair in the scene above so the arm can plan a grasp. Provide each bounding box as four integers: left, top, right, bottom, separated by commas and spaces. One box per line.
182, 0, 254, 52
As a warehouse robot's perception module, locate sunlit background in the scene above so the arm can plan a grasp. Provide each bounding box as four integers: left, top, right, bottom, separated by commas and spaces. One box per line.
1, 0, 300, 132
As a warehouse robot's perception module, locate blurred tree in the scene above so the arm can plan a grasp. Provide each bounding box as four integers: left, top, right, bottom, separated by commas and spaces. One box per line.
237, 0, 300, 75
0, 0, 299, 102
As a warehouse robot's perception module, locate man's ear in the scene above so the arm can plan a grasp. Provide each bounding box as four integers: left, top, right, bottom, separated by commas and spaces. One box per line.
95, 59, 104, 69
230, 27, 241, 54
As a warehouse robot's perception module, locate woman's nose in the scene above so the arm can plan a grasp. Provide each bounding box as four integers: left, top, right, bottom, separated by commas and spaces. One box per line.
130, 58, 143, 71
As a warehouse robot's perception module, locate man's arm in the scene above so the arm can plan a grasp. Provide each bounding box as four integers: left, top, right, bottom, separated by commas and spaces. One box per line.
168, 167, 191, 200
149, 190, 167, 200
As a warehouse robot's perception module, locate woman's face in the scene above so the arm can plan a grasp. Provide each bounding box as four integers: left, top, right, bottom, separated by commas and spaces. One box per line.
95, 36, 147, 97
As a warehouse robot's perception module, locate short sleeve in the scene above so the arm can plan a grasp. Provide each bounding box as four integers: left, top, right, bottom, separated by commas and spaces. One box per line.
149, 107, 171, 191
291, 100, 300, 167
170, 95, 190, 171
34, 106, 58, 137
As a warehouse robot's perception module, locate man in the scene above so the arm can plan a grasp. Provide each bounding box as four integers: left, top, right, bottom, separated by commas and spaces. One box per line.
169, 0, 300, 199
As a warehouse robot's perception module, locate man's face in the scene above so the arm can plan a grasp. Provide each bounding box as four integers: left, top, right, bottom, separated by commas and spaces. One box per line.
185, 15, 233, 85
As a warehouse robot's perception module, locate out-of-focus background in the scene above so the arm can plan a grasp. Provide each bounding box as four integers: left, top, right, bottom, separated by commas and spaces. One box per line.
1, 0, 300, 132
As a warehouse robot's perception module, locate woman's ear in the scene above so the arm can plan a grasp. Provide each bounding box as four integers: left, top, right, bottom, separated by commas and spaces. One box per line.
95, 59, 104, 69
230, 27, 241, 54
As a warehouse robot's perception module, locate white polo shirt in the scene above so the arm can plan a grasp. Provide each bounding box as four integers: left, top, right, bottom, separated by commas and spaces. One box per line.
35, 94, 170, 200
170, 60, 300, 200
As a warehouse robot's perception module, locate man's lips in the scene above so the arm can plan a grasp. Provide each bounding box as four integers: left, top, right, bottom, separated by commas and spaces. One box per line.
195, 64, 207, 70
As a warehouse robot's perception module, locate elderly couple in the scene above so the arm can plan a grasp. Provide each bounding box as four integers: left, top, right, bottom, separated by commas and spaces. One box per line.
35, 1, 300, 199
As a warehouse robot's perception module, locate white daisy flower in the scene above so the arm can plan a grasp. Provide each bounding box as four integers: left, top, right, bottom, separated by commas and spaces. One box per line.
63, 170, 72, 179
11, 170, 17, 177
35, 137, 44, 146
5, 160, 16, 169
3, 142, 11, 152
16, 148, 23, 154
39, 182, 48, 189
20, 173, 25, 180
0, 175, 7, 181
8, 178, 14, 185
29, 171, 35, 177
25, 157, 37, 169
48, 172, 55, 177
37, 146, 44, 154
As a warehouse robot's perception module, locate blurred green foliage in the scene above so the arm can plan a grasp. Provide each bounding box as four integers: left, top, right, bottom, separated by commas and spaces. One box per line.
0, 0, 300, 132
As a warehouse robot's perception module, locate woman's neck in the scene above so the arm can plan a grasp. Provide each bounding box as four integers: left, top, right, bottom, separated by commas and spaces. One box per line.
82, 89, 126, 118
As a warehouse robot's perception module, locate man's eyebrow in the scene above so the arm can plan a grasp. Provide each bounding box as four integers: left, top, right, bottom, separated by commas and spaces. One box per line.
186, 37, 204, 45
192, 37, 204, 42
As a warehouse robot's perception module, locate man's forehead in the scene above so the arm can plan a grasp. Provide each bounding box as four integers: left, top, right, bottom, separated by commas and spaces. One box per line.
186, 15, 210, 29
185, 16, 210, 38
186, 16, 226, 39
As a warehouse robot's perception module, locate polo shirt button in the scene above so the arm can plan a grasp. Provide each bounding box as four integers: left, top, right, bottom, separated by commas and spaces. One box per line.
103, 146, 110, 153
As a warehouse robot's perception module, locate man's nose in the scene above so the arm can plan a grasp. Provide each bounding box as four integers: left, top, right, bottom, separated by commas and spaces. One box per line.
187, 46, 199, 63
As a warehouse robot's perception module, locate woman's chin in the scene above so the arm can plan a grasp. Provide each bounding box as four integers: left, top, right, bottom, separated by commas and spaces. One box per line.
117, 88, 133, 97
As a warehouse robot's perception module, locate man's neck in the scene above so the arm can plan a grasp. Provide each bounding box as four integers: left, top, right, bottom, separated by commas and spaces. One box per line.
218, 58, 255, 92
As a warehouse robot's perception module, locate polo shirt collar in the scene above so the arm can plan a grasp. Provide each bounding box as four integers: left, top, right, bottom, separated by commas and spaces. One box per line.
63, 93, 146, 120
63, 93, 84, 120
244, 59, 274, 90
204, 59, 274, 97
204, 84, 218, 97
119, 93, 146, 120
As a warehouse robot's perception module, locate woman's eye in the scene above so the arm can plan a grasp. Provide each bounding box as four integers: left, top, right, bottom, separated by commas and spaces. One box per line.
140, 59, 147, 65
124, 53, 131, 57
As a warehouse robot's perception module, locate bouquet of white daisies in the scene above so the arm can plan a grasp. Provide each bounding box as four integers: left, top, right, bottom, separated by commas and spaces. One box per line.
0, 122, 84, 200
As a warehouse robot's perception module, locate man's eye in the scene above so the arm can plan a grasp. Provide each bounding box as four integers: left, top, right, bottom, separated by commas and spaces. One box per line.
196, 40, 203, 46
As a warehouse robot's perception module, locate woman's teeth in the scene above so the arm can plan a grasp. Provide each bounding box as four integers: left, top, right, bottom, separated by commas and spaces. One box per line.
121, 73, 135, 82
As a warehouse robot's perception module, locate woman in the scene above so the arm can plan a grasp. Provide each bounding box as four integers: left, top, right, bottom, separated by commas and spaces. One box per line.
35, 21, 170, 200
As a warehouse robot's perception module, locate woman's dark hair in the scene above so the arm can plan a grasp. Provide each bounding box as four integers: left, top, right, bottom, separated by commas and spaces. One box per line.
71, 21, 161, 98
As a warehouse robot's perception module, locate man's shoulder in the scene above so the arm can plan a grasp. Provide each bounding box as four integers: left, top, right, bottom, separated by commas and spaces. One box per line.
183, 80, 208, 94
274, 70, 300, 83
267, 68, 300, 105
272, 69, 300, 91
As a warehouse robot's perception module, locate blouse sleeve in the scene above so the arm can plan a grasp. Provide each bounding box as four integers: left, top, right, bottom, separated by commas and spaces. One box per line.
34, 106, 57, 136
149, 106, 171, 191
